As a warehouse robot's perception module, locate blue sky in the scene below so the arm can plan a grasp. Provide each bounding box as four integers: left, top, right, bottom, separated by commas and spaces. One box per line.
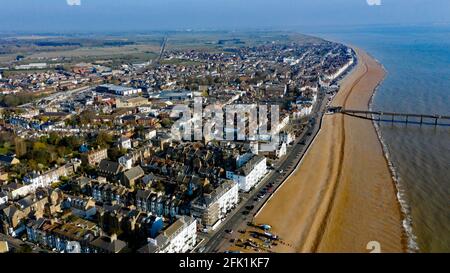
0, 0, 449, 33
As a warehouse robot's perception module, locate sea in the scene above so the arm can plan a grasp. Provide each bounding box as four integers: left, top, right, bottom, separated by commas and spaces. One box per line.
309, 24, 450, 253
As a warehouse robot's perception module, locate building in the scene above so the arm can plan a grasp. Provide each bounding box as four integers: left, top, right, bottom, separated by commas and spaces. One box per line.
26, 218, 100, 253
140, 128, 157, 140
275, 142, 287, 158
120, 166, 144, 188
23, 162, 80, 194
236, 152, 254, 168
292, 104, 313, 119
0, 241, 8, 253
0, 155, 20, 166
90, 181, 130, 205
135, 190, 180, 218
62, 196, 97, 219
2, 183, 30, 200
0, 192, 9, 205
14, 63, 47, 70
0, 168, 8, 182
231, 155, 267, 192
116, 97, 149, 108
191, 180, 239, 230
118, 155, 133, 170
1, 190, 61, 237
96, 84, 142, 96
89, 234, 127, 253
137, 216, 197, 253
280, 131, 295, 145
147, 90, 195, 102
118, 136, 132, 150
97, 160, 123, 180
276, 114, 290, 133
82, 148, 108, 166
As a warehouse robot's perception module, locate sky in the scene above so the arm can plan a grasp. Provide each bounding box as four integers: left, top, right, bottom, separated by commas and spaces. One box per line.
0, 0, 449, 33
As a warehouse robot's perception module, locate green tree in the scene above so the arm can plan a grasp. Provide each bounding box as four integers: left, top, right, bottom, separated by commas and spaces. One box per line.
47, 132, 61, 145
80, 110, 96, 125
14, 137, 27, 157
108, 147, 126, 161
161, 118, 174, 128
154, 181, 165, 193
95, 131, 113, 148
33, 142, 47, 151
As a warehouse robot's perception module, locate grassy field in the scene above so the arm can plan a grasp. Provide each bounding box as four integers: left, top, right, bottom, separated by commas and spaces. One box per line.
26, 44, 160, 60
0, 31, 325, 68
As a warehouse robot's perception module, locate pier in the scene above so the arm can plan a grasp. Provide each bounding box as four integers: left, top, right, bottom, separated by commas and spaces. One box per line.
327, 107, 450, 126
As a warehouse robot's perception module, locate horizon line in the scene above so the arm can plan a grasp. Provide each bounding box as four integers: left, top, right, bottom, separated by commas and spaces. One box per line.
1, 22, 449, 36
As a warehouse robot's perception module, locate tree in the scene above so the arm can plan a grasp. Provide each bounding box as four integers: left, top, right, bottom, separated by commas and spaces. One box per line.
47, 132, 61, 145
161, 118, 174, 128
32, 149, 50, 166
80, 110, 96, 125
33, 142, 47, 151
59, 136, 83, 150
57, 146, 67, 158
14, 137, 27, 157
154, 181, 165, 193
108, 147, 126, 161
27, 160, 38, 171
95, 131, 113, 148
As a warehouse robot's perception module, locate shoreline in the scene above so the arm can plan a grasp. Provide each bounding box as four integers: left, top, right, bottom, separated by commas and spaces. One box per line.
367, 71, 419, 253
252, 48, 405, 253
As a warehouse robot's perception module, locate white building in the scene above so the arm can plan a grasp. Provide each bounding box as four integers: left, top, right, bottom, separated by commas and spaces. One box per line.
23, 167, 68, 191
118, 137, 132, 150
293, 104, 313, 119
9, 184, 32, 200
276, 115, 290, 133
300, 105, 313, 117
191, 180, 239, 229
276, 142, 287, 158
324, 55, 354, 81
138, 216, 197, 253
14, 63, 47, 70
0, 192, 8, 205
143, 129, 157, 140
231, 155, 267, 192
96, 84, 142, 96
118, 155, 133, 170
21, 161, 79, 197
236, 152, 254, 168
280, 131, 295, 145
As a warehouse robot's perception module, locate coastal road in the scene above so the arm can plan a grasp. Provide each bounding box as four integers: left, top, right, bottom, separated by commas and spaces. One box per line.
201, 90, 332, 253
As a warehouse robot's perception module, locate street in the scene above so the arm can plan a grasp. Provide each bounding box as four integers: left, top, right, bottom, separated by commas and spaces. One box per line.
199, 90, 332, 253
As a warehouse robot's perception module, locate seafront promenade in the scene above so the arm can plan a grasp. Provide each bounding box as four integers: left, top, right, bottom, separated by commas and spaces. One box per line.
253, 49, 405, 253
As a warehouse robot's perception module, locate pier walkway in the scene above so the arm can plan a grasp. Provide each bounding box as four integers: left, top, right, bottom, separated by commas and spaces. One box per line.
327, 107, 450, 126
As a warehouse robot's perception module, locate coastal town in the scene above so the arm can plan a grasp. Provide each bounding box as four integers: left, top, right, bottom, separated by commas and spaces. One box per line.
0, 36, 355, 253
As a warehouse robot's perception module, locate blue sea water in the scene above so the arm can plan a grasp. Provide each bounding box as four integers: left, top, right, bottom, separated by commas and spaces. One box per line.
309, 25, 450, 252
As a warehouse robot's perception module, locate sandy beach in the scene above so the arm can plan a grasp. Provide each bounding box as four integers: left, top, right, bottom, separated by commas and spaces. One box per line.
252, 48, 405, 253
